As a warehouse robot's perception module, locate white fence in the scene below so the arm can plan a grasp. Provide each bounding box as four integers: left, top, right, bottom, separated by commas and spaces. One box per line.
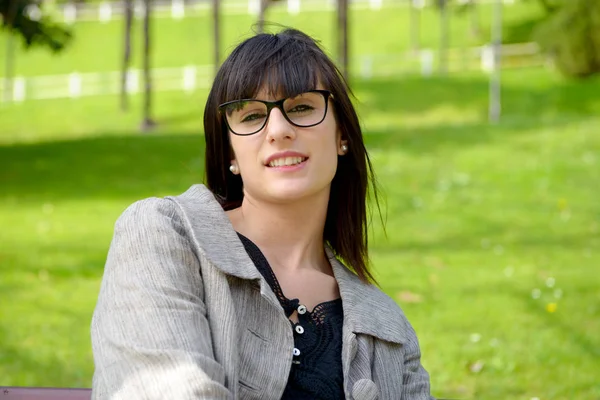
0, 43, 543, 103
33, 0, 519, 24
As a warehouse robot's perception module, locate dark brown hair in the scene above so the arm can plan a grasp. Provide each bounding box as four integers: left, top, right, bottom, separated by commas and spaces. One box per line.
203, 28, 381, 283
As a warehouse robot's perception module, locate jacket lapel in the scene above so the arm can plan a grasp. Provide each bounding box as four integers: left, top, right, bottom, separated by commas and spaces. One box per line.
168, 184, 261, 281
327, 247, 409, 345
172, 184, 408, 345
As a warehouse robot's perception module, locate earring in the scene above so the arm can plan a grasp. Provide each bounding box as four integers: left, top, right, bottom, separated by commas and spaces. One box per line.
341, 144, 348, 153
229, 164, 239, 175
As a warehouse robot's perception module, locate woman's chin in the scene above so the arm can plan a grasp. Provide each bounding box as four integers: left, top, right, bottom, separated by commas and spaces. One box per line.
262, 182, 329, 204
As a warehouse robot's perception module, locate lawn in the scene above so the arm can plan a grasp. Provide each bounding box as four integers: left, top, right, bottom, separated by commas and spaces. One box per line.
1, 3, 600, 399
0, 1, 546, 77
1, 66, 599, 399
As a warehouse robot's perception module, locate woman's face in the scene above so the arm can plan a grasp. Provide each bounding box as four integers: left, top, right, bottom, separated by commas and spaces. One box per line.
228, 85, 347, 205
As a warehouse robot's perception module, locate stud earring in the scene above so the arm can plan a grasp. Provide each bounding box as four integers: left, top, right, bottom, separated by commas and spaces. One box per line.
229, 164, 239, 175
341, 144, 348, 153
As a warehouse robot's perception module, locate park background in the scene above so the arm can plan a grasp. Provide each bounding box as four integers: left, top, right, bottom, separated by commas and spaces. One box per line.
1, 0, 599, 399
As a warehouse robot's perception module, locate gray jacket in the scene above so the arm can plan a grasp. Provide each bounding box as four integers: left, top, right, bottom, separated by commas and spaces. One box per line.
91, 184, 434, 400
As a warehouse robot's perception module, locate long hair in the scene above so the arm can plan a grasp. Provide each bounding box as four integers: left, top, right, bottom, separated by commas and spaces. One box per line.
203, 28, 381, 283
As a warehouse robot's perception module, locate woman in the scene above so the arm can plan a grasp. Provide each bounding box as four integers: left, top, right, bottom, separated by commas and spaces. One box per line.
91, 28, 433, 400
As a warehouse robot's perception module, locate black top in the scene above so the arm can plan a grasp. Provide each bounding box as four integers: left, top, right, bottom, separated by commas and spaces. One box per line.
237, 233, 345, 400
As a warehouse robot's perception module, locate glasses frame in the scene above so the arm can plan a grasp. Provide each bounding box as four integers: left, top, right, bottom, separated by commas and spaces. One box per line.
218, 89, 333, 136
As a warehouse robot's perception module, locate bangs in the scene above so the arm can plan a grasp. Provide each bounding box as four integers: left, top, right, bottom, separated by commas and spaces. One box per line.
220, 32, 326, 102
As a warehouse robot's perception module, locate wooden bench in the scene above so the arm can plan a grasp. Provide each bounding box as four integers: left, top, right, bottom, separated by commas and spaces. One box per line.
0, 387, 91, 400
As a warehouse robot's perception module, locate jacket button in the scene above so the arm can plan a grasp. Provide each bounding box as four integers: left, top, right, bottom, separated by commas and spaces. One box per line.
295, 325, 304, 334
293, 348, 301, 356
297, 305, 307, 314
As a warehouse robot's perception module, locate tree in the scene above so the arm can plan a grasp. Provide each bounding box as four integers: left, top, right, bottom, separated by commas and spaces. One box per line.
119, 0, 156, 131
0, 0, 72, 50
533, 0, 600, 78
120, 0, 133, 111
337, 0, 349, 80
257, 0, 268, 33
436, 0, 450, 75
140, 0, 155, 131
212, 0, 220, 74
1, 0, 71, 101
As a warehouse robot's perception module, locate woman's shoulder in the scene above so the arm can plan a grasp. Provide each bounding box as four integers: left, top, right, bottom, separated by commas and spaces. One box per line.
330, 255, 416, 344
115, 184, 217, 228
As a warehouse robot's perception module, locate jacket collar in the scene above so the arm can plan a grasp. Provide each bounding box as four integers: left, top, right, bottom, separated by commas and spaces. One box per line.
170, 184, 408, 344
326, 247, 409, 344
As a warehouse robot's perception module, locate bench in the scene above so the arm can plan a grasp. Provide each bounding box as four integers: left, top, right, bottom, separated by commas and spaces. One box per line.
0, 387, 91, 400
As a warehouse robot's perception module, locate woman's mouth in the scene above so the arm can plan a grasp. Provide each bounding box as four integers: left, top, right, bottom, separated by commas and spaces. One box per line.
267, 156, 308, 168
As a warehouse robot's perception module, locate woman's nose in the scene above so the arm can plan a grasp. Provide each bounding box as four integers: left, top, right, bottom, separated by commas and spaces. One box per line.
265, 107, 296, 142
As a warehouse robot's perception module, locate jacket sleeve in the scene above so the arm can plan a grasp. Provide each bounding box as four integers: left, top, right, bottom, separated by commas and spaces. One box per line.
91, 198, 231, 400
402, 322, 436, 400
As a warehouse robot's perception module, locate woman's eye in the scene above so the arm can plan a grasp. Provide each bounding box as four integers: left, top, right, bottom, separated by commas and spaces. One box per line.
241, 113, 266, 123
288, 104, 314, 113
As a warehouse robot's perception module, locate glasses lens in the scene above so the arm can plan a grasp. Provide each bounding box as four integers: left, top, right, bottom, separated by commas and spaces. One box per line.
223, 100, 268, 135
283, 92, 327, 127
222, 91, 328, 135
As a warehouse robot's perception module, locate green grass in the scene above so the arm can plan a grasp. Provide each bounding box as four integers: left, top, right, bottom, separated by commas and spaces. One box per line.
0, 1, 546, 77
1, 66, 599, 399
1, 2, 600, 397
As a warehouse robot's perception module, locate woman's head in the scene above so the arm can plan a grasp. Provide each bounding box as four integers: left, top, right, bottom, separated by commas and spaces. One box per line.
204, 28, 378, 283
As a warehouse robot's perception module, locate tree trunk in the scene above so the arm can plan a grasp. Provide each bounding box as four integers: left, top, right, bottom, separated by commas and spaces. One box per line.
409, 0, 421, 54
470, 0, 481, 38
439, 0, 449, 75
489, 0, 502, 123
3, 0, 20, 103
257, 0, 268, 33
141, 0, 155, 131
213, 0, 220, 75
121, 0, 133, 111
338, 0, 349, 80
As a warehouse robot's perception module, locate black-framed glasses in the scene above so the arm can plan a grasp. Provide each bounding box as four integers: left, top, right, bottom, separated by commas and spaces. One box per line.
218, 90, 332, 136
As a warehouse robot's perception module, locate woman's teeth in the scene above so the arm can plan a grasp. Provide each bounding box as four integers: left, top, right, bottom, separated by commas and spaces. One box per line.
268, 157, 307, 167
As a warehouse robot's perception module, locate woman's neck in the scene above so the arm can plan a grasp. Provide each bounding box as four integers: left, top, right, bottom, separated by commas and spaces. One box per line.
227, 189, 331, 274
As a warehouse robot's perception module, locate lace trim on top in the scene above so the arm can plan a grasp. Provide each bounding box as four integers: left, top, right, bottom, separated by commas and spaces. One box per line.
237, 233, 345, 400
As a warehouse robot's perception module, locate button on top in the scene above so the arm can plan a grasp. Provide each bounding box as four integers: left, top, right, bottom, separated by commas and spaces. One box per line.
295, 325, 305, 334
297, 305, 307, 314
293, 347, 301, 356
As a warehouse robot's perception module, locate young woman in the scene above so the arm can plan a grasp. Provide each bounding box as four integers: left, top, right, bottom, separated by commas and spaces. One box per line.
91, 28, 434, 400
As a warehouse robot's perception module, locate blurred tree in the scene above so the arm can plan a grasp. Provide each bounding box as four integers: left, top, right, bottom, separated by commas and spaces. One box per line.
0, 0, 72, 50
212, 0, 220, 74
120, 0, 133, 111
436, 0, 450, 75
140, 0, 155, 131
1, 0, 71, 101
257, 0, 267, 33
533, 0, 600, 78
119, 0, 155, 130
338, 0, 348, 80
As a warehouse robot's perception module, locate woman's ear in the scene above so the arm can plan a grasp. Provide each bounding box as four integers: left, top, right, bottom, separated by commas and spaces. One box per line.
338, 139, 349, 156
229, 160, 240, 175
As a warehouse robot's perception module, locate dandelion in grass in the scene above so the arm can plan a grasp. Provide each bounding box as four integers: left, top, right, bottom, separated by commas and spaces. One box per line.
546, 303, 557, 313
